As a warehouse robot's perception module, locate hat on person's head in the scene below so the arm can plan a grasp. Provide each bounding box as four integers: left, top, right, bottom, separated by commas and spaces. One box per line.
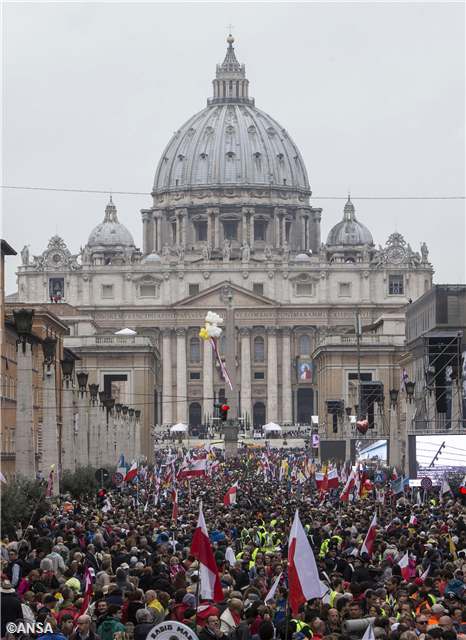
413, 578, 424, 586
130, 556, 138, 564
44, 594, 57, 603
88, 568, 96, 577
182, 593, 196, 607
0, 580, 14, 593
431, 604, 447, 614
131, 547, 139, 554
443, 593, 457, 602
120, 563, 130, 570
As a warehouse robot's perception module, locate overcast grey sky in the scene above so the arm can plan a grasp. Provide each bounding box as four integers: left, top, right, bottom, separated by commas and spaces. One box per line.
2, 2, 465, 294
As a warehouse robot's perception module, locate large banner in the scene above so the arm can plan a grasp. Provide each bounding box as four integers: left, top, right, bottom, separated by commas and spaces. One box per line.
297, 356, 313, 383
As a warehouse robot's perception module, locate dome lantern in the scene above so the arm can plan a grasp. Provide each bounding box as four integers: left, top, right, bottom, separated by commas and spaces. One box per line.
87, 197, 135, 247
209, 36, 253, 106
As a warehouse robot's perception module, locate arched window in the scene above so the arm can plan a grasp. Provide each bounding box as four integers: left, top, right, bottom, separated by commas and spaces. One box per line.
254, 336, 264, 361
190, 338, 200, 362
189, 402, 202, 427
299, 334, 311, 356
220, 335, 226, 357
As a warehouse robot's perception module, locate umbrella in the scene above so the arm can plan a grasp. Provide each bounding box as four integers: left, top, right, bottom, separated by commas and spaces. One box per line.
170, 423, 188, 432
263, 422, 282, 431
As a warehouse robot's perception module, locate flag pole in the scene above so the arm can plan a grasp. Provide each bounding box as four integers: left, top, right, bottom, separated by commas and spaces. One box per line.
284, 563, 292, 640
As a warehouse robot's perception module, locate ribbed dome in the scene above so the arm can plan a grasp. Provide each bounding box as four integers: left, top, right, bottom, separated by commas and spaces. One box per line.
88, 198, 135, 247
327, 197, 373, 246
153, 38, 309, 193
145, 251, 161, 263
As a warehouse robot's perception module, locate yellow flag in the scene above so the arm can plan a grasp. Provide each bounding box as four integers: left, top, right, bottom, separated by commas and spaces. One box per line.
449, 535, 457, 560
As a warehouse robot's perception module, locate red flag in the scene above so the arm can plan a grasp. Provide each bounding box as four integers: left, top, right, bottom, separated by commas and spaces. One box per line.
190, 502, 223, 602
398, 551, 410, 582
223, 482, 238, 506
74, 566, 93, 629
172, 488, 178, 520
341, 469, 355, 503
45, 470, 54, 498
124, 461, 138, 482
360, 513, 377, 557
288, 509, 327, 616
319, 470, 328, 501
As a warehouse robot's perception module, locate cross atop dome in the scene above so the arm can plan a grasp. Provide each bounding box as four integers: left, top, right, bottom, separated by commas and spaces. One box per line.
209, 36, 254, 106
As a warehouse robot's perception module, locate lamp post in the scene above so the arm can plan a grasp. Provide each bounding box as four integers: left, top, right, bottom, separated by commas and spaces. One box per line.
404, 380, 416, 479
41, 336, 59, 494
104, 397, 115, 464
388, 388, 401, 470
13, 309, 36, 478
60, 357, 76, 471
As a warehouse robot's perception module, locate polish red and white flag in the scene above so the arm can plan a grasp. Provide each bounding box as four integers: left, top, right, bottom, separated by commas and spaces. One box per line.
360, 513, 377, 557
288, 509, 328, 616
223, 482, 238, 506
124, 461, 138, 482
398, 551, 410, 582
177, 457, 206, 478
190, 502, 224, 602
172, 488, 178, 521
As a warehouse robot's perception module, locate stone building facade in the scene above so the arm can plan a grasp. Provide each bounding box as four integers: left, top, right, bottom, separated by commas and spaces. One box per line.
12, 37, 434, 459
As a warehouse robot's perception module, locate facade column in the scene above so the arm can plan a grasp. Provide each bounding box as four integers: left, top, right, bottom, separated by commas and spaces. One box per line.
16, 343, 36, 478
281, 327, 293, 425
242, 214, 248, 244
175, 215, 181, 246
281, 216, 287, 245
240, 328, 252, 426
250, 215, 255, 246
207, 213, 212, 246
76, 391, 89, 467
142, 212, 150, 254
88, 396, 99, 468
214, 213, 220, 249
162, 329, 173, 426
300, 216, 306, 251
203, 338, 214, 421
274, 211, 280, 247
176, 328, 188, 423
266, 327, 278, 422
42, 366, 60, 494
61, 386, 75, 471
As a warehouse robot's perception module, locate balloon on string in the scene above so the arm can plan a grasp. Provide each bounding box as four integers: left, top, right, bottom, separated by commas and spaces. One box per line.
356, 419, 369, 435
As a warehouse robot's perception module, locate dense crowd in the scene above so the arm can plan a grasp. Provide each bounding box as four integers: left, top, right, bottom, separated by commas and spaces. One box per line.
1, 446, 466, 640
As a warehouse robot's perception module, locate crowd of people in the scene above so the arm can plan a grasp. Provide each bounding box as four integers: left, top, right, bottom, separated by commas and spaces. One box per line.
1, 446, 466, 640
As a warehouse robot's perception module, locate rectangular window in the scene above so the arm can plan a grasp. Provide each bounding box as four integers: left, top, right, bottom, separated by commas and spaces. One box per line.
3, 428, 7, 454
254, 340, 265, 361
339, 283, 351, 297
10, 429, 15, 454
389, 275, 404, 295
254, 372, 265, 380
296, 283, 313, 295
140, 284, 156, 298
189, 284, 200, 296
224, 222, 237, 240
190, 372, 201, 380
197, 222, 207, 242
10, 378, 15, 400
254, 222, 266, 241
102, 285, 114, 299
253, 283, 264, 295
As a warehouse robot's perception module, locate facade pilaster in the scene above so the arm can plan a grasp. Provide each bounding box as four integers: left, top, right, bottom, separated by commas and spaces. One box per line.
135, 417, 141, 460
16, 343, 36, 478
88, 397, 99, 468
162, 329, 173, 426
142, 212, 150, 254
42, 367, 60, 494
76, 391, 89, 466
281, 327, 292, 425
61, 386, 75, 471
203, 338, 214, 420
240, 327, 252, 424
266, 326, 278, 422
176, 327, 188, 423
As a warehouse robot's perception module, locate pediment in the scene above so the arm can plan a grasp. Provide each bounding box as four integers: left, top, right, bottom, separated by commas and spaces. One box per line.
133, 274, 163, 284
173, 281, 278, 308
289, 272, 319, 283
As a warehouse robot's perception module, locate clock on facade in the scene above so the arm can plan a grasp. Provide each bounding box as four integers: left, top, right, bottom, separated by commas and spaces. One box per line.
388, 247, 405, 264
48, 250, 65, 267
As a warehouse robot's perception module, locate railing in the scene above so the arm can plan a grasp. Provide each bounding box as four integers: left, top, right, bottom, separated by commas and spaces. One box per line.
95, 337, 136, 345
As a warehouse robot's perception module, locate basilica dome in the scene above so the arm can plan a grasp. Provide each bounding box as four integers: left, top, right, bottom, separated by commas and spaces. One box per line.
326, 197, 373, 246
153, 37, 309, 193
88, 197, 135, 247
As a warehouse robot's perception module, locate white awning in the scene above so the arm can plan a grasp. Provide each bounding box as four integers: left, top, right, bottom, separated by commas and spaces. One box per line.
170, 423, 188, 432
264, 422, 282, 431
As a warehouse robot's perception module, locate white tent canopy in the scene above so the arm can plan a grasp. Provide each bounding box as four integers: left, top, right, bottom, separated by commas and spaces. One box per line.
264, 422, 282, 431
115, 328, 137, 336
170, 423, 188, 432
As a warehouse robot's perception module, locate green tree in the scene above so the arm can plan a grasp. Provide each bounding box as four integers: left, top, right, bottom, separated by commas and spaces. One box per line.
61, 465, 116, 499
1, 476, 47, 535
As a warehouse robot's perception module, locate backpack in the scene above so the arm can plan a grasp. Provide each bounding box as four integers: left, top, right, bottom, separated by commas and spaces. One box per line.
78, 536, 86, 550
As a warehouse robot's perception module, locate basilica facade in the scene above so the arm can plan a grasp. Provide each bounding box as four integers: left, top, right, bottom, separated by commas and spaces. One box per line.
13, 37, 434, 459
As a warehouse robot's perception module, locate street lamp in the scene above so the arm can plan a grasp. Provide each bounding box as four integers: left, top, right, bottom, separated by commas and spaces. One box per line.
76, 372, 89, 391
389, 389, 399, 407
42, 336, 57, 375
61, 357, 75, 388
122, 406, 129, 416
13, 308, 35, 353
405, 381, 415, 402
128, 408, 135, 418
115, 403, 123, 414
88, 383, 99, 400
135, 410, 141, 419
105, 397, 115, 413
99, 391, 108, 406
345, 407, 352, 417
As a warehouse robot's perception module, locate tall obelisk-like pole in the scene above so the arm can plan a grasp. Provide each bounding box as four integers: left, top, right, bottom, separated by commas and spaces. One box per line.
225, 280, 237, 418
